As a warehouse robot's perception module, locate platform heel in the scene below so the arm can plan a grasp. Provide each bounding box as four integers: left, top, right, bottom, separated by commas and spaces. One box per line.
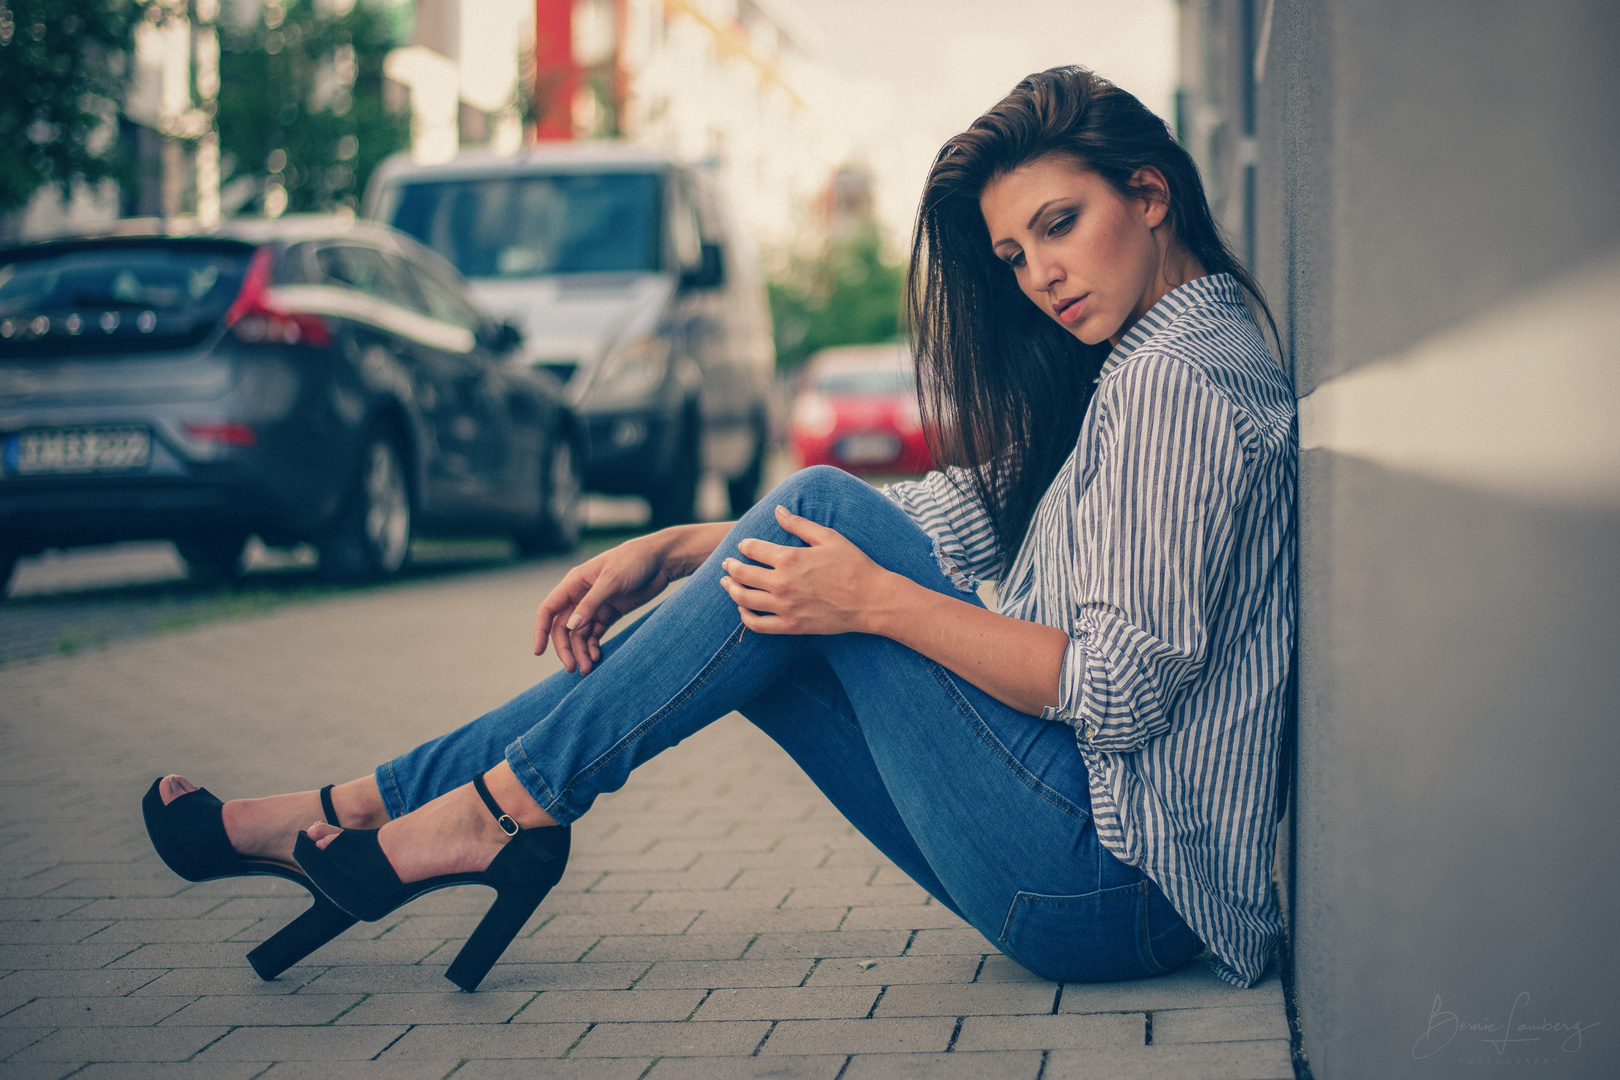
294, 773, 570, 992
142, 779, 359, 980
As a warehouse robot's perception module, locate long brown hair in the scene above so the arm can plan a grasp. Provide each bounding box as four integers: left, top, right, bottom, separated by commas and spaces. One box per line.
909, 65, 1277, 571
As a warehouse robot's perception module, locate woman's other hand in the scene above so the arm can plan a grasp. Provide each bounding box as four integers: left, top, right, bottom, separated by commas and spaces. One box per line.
719, 505, 894, 636
534, 522, 734, 673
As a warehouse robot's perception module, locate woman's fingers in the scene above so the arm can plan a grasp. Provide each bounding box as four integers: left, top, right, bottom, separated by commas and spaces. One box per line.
773, 504, 842, 545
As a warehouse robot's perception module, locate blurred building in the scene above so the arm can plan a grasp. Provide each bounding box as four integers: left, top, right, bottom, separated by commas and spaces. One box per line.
1180, 2, 1619, 1077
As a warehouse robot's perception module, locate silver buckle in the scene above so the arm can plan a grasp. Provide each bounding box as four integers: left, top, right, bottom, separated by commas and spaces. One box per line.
497, 814, 519, 837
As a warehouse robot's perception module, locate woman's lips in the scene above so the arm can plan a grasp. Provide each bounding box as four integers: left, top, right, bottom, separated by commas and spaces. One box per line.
1056, 294, 1088, 325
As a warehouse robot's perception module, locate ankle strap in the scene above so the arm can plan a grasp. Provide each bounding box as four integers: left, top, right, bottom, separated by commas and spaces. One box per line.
319, 785, 339, 827
473, 774, 520, 837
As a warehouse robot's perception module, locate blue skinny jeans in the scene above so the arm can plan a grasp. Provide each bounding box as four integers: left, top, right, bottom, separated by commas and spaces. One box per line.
376, 465, 1200, 982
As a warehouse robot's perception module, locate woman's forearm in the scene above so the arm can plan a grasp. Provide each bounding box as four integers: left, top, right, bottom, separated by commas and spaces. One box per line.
652, 521, 736, 578
864, 572, 1068, 717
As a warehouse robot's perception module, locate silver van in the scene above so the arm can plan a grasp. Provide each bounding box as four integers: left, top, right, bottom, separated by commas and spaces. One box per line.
364, 144, 774, 526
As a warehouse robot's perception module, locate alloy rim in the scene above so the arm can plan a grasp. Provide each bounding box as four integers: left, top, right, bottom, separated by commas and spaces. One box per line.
364, 441, 410, 572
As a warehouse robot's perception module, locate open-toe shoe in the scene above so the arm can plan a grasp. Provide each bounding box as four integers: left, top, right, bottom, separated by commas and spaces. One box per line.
293, 774, 569, 992
141, 778, 358, 980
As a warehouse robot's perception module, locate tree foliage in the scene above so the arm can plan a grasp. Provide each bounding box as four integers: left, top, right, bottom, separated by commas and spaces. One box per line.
768, 224, 904, 372
216, 0, 407, 214
0, 0, 136, 214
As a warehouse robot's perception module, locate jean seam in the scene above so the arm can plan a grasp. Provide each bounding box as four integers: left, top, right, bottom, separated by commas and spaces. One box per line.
508, 737, 562, 818
555, 623, 748, 808
379, 761, 408, 819
924, 660, 1090, 822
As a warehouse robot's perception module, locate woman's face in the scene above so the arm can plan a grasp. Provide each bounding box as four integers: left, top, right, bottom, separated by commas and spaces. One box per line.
979, 154, 1174, 348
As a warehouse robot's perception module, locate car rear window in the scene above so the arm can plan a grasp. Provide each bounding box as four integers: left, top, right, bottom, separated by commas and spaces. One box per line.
383, 172, 663, 278
0, 241, 252, 358
815, 369, 914, 396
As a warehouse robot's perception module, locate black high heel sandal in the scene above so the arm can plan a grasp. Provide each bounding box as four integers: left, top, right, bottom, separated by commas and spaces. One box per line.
293, 774, 570, 992
141, 779, 359, 980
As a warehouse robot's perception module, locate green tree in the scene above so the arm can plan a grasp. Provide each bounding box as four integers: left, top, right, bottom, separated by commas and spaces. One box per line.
0, 0, 137, 214
215, 0, 407, 214
768, 223, 904, 371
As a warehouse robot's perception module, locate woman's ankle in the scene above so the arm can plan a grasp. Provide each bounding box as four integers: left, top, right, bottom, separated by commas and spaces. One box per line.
331, 776, 389, 829
483, 763, 559, 830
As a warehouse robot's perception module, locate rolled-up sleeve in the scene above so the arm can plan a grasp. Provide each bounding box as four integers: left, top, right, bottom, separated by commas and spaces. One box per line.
882, 465, 1005, 586
1045, 353, 1247, 752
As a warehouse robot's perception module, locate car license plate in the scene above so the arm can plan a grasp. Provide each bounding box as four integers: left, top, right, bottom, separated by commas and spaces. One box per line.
836, 433, 900, 464
5, 426, 152, 475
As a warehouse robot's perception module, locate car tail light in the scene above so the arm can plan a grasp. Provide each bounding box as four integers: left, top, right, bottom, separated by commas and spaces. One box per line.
791, 394, 837, 438
225, 246, 332, 348
184, 421, 258, 447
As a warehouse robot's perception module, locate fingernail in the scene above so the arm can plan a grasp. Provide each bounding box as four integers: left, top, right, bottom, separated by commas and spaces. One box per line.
566, 613, 582, 630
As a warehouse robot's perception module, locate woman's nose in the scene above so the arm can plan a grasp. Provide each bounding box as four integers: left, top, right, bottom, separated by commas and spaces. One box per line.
1028, 253, 1064, 292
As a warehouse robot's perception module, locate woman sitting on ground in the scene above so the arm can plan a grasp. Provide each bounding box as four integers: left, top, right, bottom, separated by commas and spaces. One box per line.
144, 65, 1297, 992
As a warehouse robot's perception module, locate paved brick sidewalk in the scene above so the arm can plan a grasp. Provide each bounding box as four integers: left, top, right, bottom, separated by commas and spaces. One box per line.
0, 554, 1293, 1079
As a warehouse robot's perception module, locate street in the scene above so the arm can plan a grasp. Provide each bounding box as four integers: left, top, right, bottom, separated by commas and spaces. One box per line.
0, 492, 1291, 1078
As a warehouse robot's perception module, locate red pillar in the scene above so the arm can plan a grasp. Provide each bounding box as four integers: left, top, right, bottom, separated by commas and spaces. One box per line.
534, 0, 578, 140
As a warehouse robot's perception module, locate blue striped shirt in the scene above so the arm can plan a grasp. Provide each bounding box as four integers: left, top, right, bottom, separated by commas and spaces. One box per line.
885, 273, 1296, 987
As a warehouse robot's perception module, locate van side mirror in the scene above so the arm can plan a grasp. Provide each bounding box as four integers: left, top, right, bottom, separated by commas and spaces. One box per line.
682, 242, 726, 290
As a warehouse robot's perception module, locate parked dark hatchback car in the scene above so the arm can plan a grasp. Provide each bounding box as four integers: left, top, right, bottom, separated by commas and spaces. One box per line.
0, 216, 584, 593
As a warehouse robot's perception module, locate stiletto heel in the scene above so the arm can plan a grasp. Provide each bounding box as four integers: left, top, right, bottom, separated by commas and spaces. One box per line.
142, 779, 358, 980
294, 774, 570, 992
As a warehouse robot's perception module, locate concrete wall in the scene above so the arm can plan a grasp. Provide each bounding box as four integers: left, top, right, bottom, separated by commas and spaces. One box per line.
1177, 2, 1620, 1077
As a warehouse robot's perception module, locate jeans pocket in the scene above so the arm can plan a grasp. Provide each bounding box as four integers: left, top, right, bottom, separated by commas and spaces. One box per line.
998, 881, 1163, 983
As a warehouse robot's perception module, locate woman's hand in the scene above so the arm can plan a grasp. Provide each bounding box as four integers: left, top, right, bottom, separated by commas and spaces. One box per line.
534, 522, 733, 673
718, 505, 894, 636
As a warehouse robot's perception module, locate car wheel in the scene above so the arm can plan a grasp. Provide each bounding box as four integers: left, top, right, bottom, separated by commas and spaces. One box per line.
175, 532, 250, 587
0, 549, 19, 601
647, 415, 701, 529
318, 433, 412, 583
727, 415, 768, 517
515, 434, 584, 555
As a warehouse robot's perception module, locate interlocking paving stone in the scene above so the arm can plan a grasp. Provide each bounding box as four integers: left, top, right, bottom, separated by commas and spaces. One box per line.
1149, 1002, 1292, 1043
1058, 958, 1283, 1012
952, 1012, 1146, 1052
0, 969, 165, 999
0, 944, 138, 970
452, 1060, 651, 1080
842, 1050, 1045, 1080
1, 995, 195, 1027
975, 955, 1055, 984
335, 990, 537, 1025
71, 1065, 267, 1080
78, 917, 260, 943
514, 988, 705, 1022
256, 1062, 465, 1080
760, 1016, 956, 1055
634, 959, 814, 990
191, 1024, 410, 1061
0, 921, 115, 944
684, 907, 848, 936
742, 930, 911, 961
643, 1054, 847, 1079
570, 1019, 771, 1057
10, 1025, 231, 1062
905, 927, 1000, 955
579, 934, 753, 963
837, 905, 972, 931
372, 1022, 587, 1060
693, 985, 881, 1020
1043, 1039, 1295, 1079
160, 992, 365, 1025
873, 981, 1059, 1016
803, 956, 981, 986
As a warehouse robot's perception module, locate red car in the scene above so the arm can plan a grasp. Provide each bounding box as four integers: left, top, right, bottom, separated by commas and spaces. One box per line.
789, 345, 934, 476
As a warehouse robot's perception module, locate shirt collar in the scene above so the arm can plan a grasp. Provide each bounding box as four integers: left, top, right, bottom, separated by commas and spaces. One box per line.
1098, 272, 1246, 378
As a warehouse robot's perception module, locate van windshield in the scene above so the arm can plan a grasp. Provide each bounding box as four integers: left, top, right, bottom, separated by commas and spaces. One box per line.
386, 172, 663, 279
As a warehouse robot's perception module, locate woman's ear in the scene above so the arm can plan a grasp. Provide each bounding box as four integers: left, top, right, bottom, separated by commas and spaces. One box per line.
1130, 167, 1172, 230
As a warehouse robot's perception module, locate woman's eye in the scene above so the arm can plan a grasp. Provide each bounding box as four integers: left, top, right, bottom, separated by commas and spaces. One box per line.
1004, 251, 1026, 269
1047, 213, 1075, 238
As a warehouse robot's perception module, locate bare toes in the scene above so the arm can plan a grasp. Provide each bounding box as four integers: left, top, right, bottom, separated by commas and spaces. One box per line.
160, 775, 198, 805
306, 822, 342, 849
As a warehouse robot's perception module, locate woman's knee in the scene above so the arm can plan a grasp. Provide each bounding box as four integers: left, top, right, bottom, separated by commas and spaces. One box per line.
764, 465, 890, 528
